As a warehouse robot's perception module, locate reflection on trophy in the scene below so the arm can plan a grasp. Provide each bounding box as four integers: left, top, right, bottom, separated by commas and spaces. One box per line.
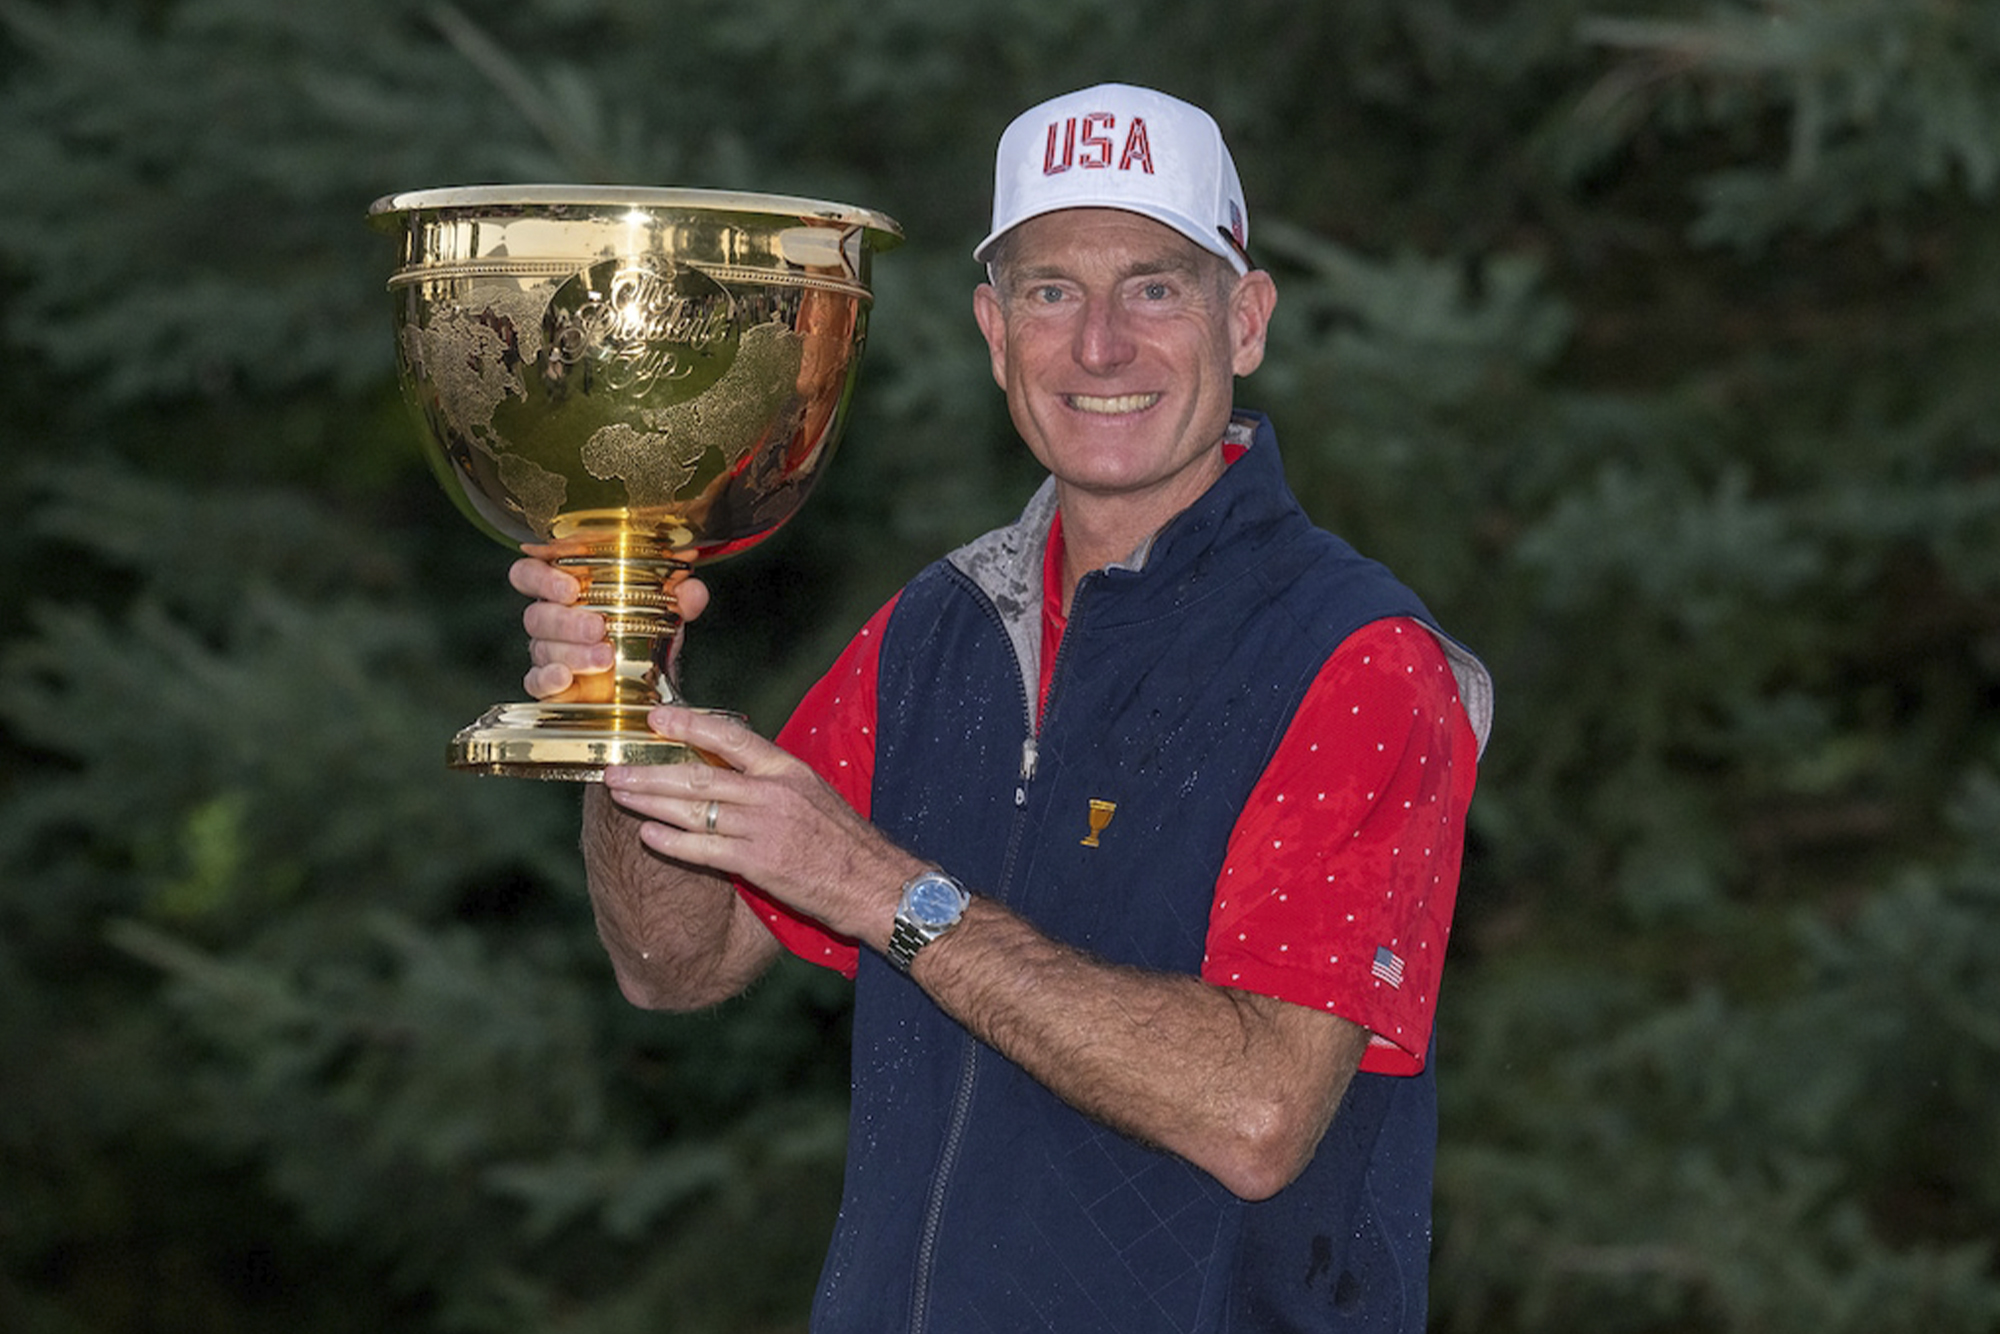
368, 187, 902, 779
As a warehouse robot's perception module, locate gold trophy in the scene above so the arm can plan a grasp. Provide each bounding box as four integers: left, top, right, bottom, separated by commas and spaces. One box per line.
369, 186, 901, 779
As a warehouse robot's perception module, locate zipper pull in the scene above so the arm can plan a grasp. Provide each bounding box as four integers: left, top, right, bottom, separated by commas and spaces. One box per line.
1016, 736, 1038, 806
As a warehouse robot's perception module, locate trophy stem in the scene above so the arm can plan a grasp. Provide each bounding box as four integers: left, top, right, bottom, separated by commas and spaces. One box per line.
559, 553, 690, 709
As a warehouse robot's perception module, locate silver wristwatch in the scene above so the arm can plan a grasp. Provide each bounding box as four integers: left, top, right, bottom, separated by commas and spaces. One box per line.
886, 870, 970, 973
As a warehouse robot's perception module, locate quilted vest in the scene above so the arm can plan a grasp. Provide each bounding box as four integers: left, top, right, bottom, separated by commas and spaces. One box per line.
810, 413, 1476, 1333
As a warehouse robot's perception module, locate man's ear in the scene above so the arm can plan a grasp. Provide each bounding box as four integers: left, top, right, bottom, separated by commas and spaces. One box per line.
1228, 271, 1279, 378
972, 282, 1009, 389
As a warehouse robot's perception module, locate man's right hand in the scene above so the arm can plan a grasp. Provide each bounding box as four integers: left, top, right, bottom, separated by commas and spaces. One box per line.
507, 545, 710, 701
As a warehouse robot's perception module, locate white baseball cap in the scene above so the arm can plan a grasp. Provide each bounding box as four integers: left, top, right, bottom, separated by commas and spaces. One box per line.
974, 83, 1251, 275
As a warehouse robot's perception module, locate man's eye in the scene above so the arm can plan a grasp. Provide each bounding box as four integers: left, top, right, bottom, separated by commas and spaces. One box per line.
1035, 285, 1066, 303
1140, 281, 1172, 300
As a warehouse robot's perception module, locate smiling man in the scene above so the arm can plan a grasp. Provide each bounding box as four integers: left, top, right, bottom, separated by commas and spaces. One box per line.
514, 83, 1494, 1332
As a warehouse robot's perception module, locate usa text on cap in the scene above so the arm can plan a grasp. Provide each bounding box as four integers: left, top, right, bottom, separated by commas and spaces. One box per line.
975, 83, 1251, 275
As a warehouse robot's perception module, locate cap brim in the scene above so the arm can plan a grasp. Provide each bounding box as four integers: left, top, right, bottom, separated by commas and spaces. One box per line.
974, 202, 1250, 275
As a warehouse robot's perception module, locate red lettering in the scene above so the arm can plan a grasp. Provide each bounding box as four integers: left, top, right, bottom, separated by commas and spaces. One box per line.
1079, 112, 1114, 169
1119, 117, 1155, 174
1043, 118, 1076, 174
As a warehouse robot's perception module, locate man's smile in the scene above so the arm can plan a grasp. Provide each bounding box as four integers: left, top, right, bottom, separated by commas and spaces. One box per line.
1065, 392, 1162, 415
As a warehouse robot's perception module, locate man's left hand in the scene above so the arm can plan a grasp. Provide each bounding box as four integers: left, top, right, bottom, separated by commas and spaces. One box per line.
601, 706, 923, 949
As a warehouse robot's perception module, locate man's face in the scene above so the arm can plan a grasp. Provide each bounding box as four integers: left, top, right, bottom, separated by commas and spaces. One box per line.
972, 209, 1277, 517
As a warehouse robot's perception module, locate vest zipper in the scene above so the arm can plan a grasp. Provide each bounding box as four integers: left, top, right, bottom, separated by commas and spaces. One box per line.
908, 570, 1095, 1331
908, 1030, 979, 1334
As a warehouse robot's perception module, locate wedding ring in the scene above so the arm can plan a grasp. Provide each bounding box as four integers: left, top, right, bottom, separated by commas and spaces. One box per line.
705, 800, 720, 835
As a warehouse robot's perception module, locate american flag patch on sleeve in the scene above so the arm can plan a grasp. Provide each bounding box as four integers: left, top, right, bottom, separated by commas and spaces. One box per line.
1371, 945, 1405, 989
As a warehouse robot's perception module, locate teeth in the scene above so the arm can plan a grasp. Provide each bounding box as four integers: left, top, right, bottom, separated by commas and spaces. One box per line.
1067, 392, 1159, 414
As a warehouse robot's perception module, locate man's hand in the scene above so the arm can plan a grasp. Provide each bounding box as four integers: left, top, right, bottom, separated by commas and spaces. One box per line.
509, 543, 710, 701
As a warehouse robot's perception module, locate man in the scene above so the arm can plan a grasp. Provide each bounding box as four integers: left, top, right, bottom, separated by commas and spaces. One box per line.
514, 83, 1493, 1332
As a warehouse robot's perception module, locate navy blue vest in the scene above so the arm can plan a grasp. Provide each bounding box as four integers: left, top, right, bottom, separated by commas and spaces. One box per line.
812, 415, 1455, 1333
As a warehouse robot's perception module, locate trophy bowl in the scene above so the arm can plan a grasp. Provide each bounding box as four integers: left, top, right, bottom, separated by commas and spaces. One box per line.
369, 186, 902, 779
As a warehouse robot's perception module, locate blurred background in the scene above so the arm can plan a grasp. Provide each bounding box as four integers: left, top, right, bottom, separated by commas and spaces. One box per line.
2, 1, 1997, 1330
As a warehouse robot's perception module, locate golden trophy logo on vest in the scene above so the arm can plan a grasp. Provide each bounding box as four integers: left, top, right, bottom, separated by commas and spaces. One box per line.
1080, 799, 1117, 848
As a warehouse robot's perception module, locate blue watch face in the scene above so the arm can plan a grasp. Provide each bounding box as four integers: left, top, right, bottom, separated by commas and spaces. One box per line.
907, 876, 965, 927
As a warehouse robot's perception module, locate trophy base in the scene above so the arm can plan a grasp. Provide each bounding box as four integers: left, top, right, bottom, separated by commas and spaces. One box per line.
447, 702, 738, 780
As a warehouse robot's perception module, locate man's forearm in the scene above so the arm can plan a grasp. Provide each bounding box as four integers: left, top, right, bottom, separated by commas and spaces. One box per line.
910, 895, 1366, 1201
581, 786, 778, 1010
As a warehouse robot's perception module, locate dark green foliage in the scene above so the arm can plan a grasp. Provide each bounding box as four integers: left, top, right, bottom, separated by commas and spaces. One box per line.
1, 1, 1996, 1329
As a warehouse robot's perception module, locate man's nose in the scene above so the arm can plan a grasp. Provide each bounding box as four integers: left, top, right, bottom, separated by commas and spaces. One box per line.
1073, 295, 1137, 372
